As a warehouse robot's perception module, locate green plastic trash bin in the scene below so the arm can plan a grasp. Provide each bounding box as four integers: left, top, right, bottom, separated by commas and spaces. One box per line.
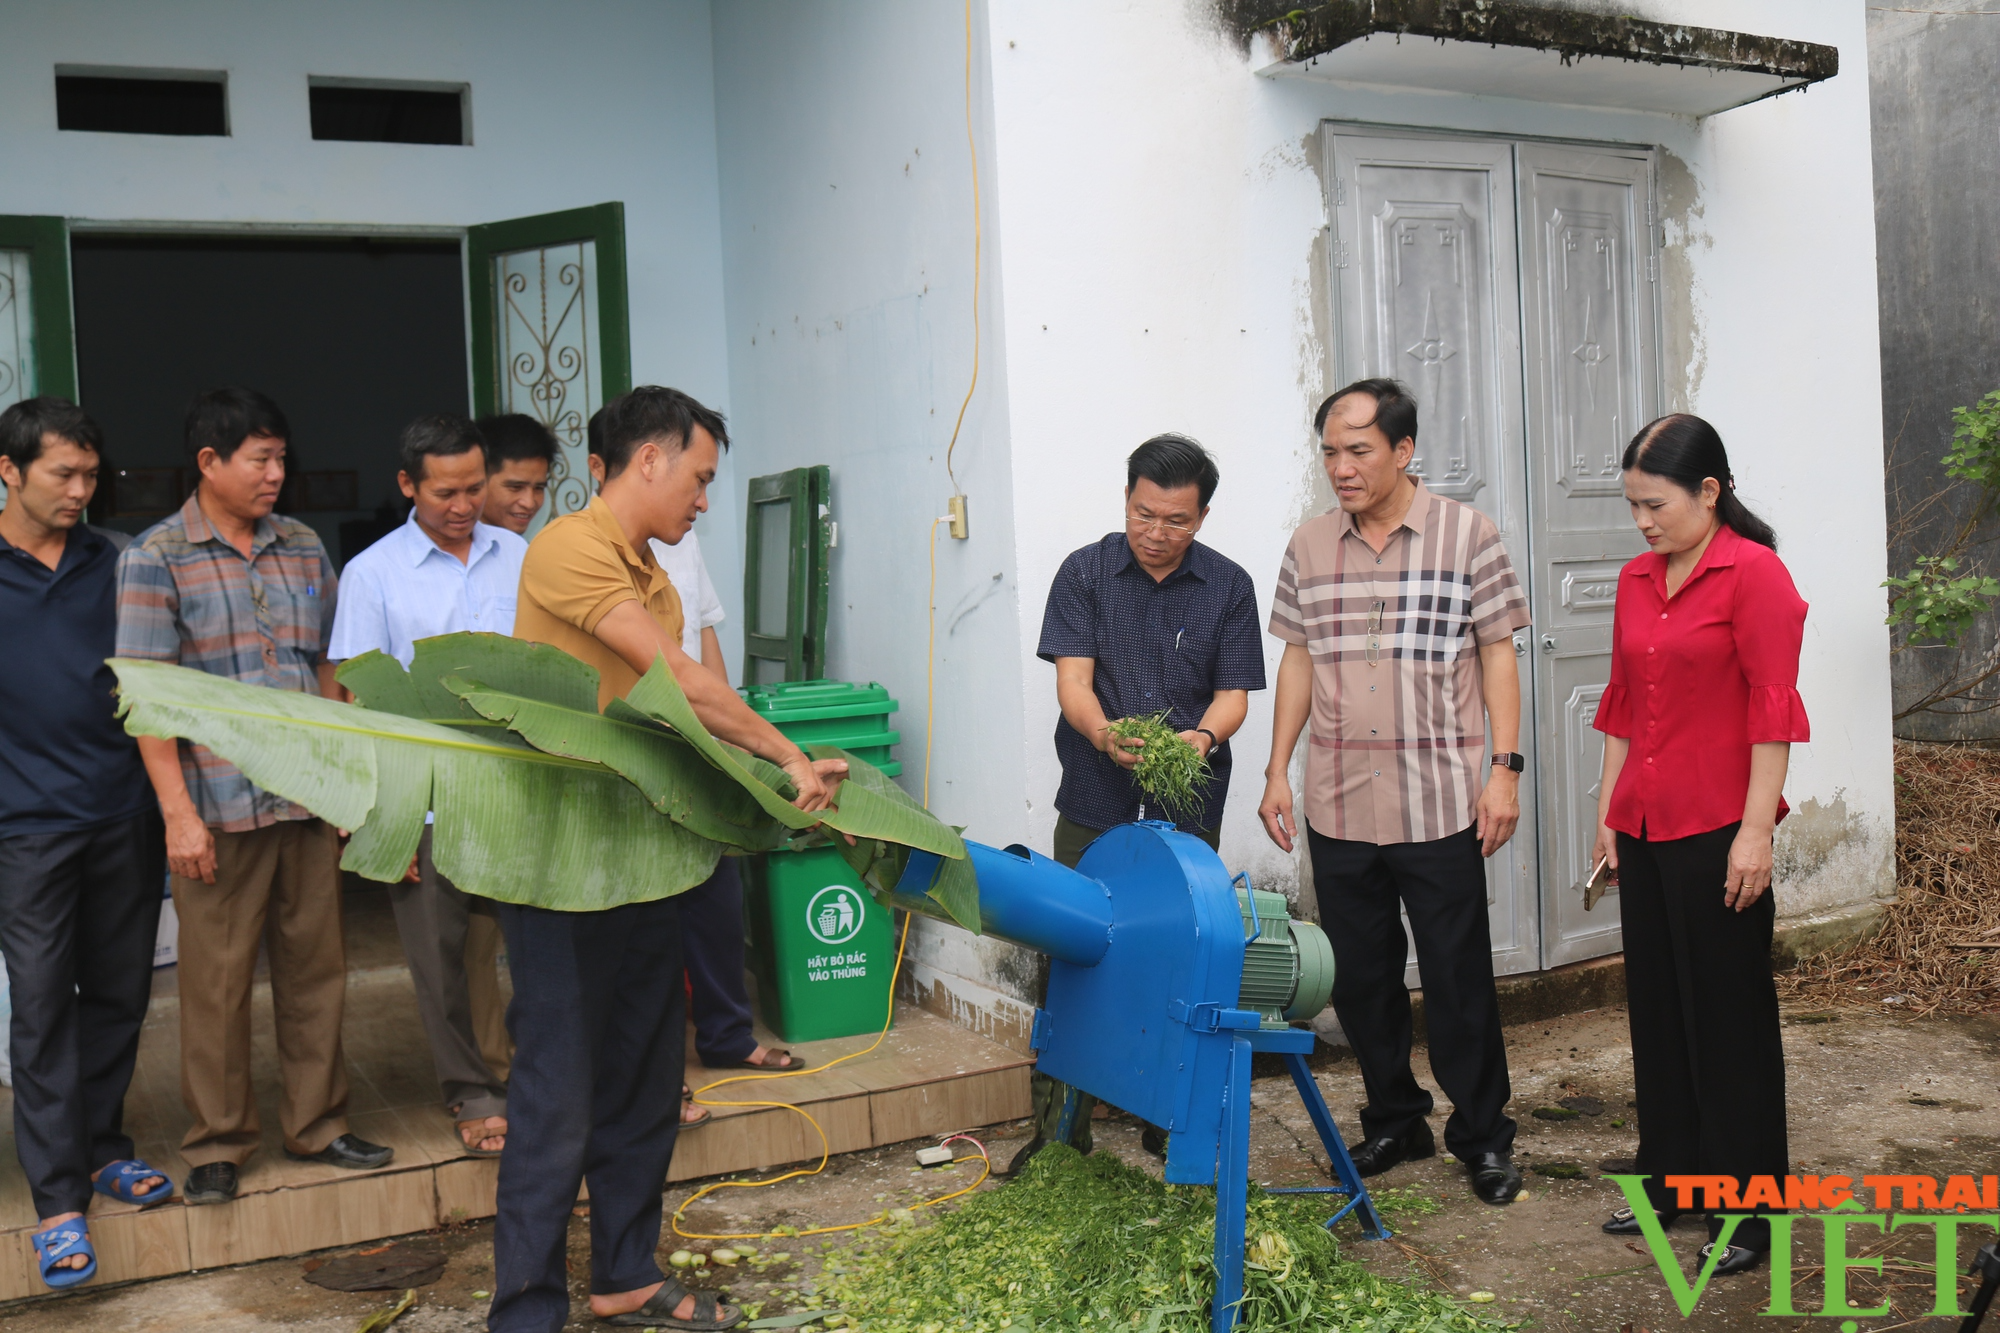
742, 846, 895, 1043
740, 679, 902, 777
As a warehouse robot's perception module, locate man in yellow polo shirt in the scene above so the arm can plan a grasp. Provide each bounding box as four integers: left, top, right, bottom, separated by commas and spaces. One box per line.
493, 386, 844, 1333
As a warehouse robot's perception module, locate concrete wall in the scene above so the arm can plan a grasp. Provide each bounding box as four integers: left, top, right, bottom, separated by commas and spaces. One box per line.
0, 0, 732, 511
1867, 1, 2000, 740
709, 2, 1041, 1044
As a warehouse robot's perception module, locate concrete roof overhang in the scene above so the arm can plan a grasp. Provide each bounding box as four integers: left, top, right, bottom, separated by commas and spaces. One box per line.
1239, 1, 1840, 117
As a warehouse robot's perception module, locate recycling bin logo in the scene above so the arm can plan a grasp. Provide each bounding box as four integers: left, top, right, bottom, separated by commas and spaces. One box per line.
806, 885, 864, 945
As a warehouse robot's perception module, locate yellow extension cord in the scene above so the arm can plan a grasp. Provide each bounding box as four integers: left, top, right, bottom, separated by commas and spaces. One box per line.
670, 0, 991, 1248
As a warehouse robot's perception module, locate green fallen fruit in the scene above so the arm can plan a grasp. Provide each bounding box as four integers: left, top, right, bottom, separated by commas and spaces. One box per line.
668, 1250, 695, 1268
712, 1248, 740, 1265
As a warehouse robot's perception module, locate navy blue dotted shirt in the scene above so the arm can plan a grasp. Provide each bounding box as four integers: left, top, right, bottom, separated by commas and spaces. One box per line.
1037, 533, 1267, 834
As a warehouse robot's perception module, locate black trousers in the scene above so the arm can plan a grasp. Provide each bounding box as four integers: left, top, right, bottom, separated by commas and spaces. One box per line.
679, 858, 757, 1067
0, 811, 164, 1218
490, 896, 686, 1333
1305, 824, 1514, 1159
1618, 823, 1788, 1249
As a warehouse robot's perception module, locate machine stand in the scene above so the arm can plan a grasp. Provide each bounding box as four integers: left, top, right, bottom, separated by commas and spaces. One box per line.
1210, 1031, 1389, 1333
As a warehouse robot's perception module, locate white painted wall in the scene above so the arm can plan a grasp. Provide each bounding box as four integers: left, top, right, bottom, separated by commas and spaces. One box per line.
0, 0, 734, 518
983, 0, 1892, 927
709, 2, 1039, 1033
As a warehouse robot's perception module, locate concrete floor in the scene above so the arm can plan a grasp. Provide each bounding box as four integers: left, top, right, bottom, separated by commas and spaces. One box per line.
2, 1002, 1994, 1331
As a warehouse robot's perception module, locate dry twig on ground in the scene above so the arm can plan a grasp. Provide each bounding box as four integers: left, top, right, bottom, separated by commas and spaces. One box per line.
1777, 742, 2000, 1016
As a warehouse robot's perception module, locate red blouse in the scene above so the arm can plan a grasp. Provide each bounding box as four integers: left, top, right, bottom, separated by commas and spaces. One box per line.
1593, 523, 1810, 841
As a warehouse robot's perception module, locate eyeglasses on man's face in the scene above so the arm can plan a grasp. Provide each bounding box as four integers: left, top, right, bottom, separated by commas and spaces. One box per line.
1126, 510, 1198, 539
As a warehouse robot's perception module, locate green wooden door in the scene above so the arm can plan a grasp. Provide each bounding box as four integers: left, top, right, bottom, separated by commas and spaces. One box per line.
467, 202, 630, 533
743, 465, 832, 684
0, 216, 77, 507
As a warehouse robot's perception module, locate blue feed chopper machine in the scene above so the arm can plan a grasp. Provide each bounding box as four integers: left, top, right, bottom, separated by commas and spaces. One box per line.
886, 822, 1389, 1333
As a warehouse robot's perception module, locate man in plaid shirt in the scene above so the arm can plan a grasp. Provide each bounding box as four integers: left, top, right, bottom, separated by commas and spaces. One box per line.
1261, 378, 1530, 1208
116, 388, 392, 1206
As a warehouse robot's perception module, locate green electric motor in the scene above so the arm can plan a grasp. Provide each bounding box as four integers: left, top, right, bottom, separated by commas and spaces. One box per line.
1234, 885, 1337, 1029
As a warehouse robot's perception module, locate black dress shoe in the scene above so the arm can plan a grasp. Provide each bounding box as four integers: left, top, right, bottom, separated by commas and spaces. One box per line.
1465, 1151, 1523, 1205
1699, 1243, 1765, 1276
286, 1134, 394, 1170
185, 1161, 238, 1205
1140, 1124, 1168, 1159
1346, 1121, 1436, 1178
1603, 1205, 1681, 1235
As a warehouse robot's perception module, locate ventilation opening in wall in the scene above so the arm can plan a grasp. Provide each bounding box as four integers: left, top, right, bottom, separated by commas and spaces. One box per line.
55, 67, 228, 136
309, 78, 468, 145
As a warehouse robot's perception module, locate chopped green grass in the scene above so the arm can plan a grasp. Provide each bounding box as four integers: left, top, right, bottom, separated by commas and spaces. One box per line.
809, 1146, 1507, 1332
1105, 713, 1212, 824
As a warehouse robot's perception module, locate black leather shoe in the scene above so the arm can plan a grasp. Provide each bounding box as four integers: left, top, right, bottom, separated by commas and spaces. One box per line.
1699, 1243, 1765, 1276
1465, 1151, 1524, 1205
185, 1161, 238, 1205
286, 1134, 394, 1170
1004, 1136, 1048, 1178
1346, 1121, 1436, 1178
1140, 1125, 1168, 1159
1603, 1205, 1681, 1235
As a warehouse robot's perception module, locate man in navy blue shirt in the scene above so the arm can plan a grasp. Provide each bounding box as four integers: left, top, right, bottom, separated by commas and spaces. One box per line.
1015, 434, 1265, 1168
0, 398, 174, 1288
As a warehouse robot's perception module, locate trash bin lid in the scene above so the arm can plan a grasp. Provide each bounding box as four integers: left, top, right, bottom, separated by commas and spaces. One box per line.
740, 679, 897, 722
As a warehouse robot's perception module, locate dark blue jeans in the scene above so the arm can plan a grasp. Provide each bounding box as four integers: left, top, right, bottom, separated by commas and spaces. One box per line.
0, 811, 163, 1219
489, 896, 686, 1333
680, 858, 757, 1066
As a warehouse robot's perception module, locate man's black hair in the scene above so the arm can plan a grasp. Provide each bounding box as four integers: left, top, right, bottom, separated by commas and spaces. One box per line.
1126, 433, 1220, 508
476, 413, 558, 472
399, 413, 486, 482
0, 396, 103, 476
1314, 377, 1419, 448
596, 386, 729, 481
185, 387, 290, 464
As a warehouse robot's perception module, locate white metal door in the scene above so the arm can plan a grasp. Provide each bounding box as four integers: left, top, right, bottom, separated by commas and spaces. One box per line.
1323, 130, 1541, 978
1515, 144, 1659, 966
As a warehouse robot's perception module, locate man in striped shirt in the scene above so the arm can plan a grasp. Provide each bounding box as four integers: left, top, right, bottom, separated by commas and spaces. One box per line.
117, 388, 391, 1207
1260, 378, 1530, 1207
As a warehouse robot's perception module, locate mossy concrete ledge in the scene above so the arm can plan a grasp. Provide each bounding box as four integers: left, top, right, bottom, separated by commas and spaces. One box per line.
1228, 0, 1838, 91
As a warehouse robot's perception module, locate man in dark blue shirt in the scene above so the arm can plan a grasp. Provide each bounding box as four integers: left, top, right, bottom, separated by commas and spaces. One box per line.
1013, 434, 1266, 1169
1038, 434, 1267, 857
0, 398, 173, 1287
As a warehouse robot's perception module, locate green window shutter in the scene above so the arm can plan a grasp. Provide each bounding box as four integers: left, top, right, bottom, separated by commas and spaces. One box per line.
0, 216, 77, 508
466, 202, 630, 531
0, 215, 77, 407
743, 465, 832, 683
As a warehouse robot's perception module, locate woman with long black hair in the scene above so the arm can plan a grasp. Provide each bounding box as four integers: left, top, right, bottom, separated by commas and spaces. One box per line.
1590, 414, 1809, 1276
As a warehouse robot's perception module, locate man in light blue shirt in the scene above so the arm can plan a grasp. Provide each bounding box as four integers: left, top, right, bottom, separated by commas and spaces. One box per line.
329, 415, 524, 1158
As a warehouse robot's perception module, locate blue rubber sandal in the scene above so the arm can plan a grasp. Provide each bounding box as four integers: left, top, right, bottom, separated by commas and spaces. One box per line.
93, 1159, 176, 1208
32, 1220, 96, 1289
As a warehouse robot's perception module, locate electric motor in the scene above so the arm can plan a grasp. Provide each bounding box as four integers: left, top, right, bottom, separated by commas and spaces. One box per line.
1234, 885, 1336, 1028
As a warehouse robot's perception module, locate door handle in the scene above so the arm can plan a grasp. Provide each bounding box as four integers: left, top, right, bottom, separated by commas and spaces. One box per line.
1512, 633, 1527, 658
1540, 634, 1559, 654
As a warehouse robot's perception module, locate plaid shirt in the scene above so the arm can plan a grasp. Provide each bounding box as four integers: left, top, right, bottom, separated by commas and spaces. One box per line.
1270, 480, 1529, 845
115, 493, 338, 832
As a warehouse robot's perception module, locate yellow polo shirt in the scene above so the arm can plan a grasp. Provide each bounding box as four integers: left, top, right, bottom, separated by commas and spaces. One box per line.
515, 497, 686, 710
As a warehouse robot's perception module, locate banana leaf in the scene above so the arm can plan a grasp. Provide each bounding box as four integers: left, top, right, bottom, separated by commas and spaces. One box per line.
110, 657, 720, 911
303, 635, 974, 928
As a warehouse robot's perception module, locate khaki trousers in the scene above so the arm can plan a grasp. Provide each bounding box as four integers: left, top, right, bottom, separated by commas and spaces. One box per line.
465, 912, 513, 1085
171, 819, 350, 1166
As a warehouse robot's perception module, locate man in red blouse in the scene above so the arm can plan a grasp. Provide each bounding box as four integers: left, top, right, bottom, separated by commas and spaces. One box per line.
1261, 378, 1531, 1207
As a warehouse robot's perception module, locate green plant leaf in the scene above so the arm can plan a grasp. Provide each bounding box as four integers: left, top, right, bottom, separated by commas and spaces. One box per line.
621, 657, 968, 861
112, 657, 720, 911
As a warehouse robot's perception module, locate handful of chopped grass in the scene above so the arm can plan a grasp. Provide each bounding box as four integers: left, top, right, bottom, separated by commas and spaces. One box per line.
813, 1146, 1496, 1333
1106, 712, 1211, 824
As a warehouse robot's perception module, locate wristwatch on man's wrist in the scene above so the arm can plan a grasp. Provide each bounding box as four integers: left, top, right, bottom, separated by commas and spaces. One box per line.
1491, 752, 1525, 773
